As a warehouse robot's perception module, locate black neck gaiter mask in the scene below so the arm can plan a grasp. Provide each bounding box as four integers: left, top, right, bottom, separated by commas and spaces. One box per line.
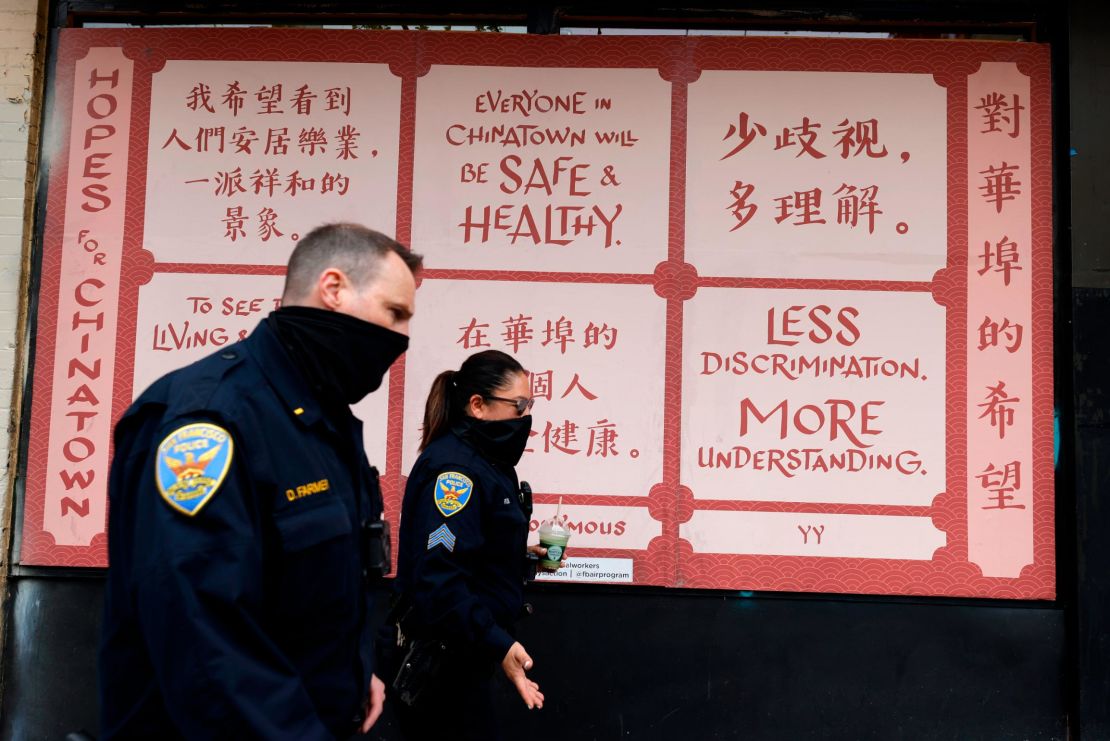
268, 306, 409, 407
457, 415, 533, 467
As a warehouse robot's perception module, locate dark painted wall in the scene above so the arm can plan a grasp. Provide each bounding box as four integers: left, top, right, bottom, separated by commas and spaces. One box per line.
500, 589, 1068, 740
1071, 290, 1110, 740
0, 579, 1069, 741
1069, 0, 1110, 737
2, 578, 102, 741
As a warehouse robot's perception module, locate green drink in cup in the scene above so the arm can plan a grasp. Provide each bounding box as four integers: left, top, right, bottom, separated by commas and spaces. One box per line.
538, 500, 570, 570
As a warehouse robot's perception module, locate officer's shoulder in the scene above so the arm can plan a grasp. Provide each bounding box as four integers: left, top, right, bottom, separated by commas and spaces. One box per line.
420, 432, 483, 475
126, 343, 250, 425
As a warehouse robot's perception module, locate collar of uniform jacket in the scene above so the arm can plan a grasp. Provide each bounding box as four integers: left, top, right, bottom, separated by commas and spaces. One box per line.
245, 319, 332, 430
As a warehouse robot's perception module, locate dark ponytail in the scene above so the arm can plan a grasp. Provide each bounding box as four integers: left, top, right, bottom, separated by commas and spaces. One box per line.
420, 370, 456, 451
420, 350, 526, 450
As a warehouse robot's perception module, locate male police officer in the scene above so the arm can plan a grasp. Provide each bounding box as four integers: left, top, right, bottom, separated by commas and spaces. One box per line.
99, 223, 420, 739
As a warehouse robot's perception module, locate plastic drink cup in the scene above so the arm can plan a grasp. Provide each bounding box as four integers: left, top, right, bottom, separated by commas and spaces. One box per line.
538, 518, 570, 570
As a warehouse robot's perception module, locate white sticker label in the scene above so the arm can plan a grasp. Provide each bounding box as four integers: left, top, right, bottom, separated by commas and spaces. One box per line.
534, 557, 634, 584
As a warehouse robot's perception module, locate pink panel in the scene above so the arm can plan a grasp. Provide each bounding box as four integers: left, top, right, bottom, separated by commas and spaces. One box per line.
29, 48, 133, 556
966, 63, 1034, 578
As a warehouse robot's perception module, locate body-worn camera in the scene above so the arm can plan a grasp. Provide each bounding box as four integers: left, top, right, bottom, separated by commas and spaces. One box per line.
362, 519, 391, 580
362, 465, 391, 581
520, 481, 539, 581
525, 551, 540, 582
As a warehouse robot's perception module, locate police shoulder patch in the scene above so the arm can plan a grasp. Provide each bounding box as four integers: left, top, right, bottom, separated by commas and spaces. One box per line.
433, 471, 473, 518
156, 422, 234, 516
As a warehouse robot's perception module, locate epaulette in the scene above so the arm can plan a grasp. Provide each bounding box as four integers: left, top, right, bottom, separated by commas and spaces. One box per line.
162, 346, 246, 421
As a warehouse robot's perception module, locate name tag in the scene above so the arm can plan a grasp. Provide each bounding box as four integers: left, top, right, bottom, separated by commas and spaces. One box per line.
285, 478, 330, 501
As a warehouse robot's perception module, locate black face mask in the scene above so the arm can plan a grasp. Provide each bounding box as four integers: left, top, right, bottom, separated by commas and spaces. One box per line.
268, 306, 409, 406
459, 415, 533, 467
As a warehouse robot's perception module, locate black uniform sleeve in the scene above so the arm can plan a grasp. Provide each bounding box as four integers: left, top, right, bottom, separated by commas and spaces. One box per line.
124, 417, 333, 740
406, 466, 515, 662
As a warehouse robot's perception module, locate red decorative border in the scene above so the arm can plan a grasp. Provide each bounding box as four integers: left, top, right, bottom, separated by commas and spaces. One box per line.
21, 30, 1053, 601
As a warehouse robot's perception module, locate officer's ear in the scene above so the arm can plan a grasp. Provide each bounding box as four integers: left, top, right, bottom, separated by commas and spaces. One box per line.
467, 393, 488, 419
316, 267, 347, 310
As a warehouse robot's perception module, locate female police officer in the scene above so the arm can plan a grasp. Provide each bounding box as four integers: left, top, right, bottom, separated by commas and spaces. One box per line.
389, 349, 547, 739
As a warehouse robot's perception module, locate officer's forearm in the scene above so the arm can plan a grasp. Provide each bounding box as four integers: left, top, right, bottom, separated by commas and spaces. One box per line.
414, 569, 507, 651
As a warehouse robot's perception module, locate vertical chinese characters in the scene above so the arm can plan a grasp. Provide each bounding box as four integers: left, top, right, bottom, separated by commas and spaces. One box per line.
965, 63, 1036, 578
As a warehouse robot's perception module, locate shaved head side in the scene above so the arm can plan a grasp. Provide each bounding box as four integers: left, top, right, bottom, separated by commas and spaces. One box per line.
281, 223, 422, 305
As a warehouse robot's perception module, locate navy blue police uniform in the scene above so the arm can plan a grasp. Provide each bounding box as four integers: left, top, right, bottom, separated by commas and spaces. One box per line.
390, 420, 530, 737
100, 319, 383, 739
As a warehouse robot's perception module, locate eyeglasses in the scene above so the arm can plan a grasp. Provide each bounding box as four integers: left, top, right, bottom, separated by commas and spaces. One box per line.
485, 396, 536, 415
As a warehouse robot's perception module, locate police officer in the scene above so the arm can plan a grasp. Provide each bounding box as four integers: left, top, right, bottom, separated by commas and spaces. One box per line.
99, 223, 421, 739
389, 350, 552, 740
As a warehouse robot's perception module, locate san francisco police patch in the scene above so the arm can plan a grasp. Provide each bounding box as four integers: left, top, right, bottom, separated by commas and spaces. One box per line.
155, 423, 234, 516
433, 472, 473, 518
